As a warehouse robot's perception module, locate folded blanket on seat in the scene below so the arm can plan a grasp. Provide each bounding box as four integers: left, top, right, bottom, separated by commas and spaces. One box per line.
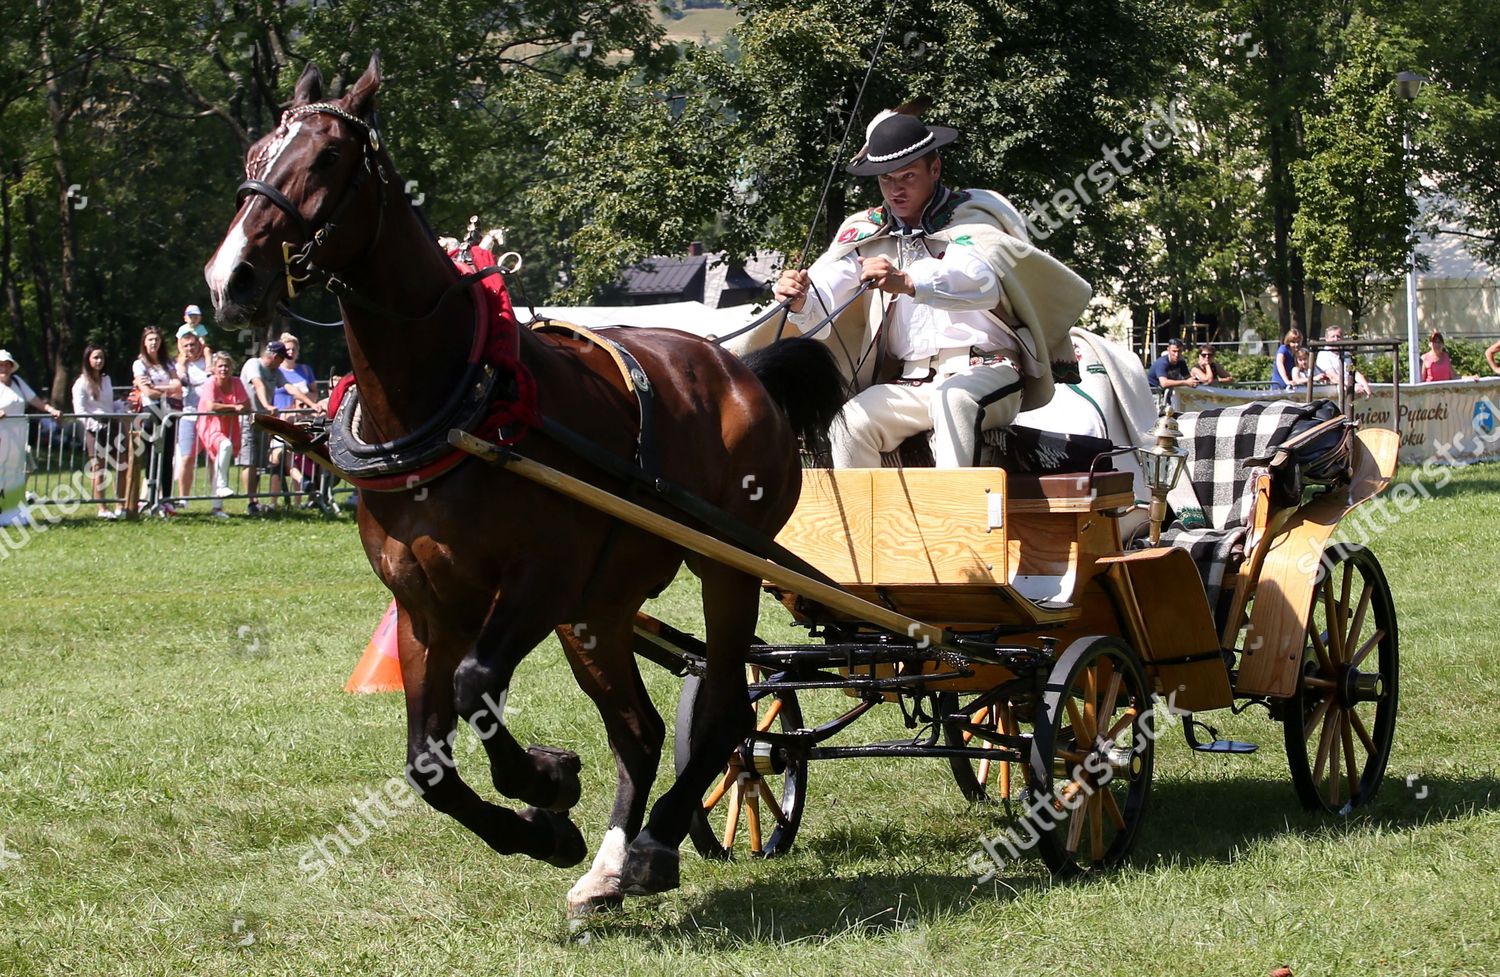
1156, 399, 1329, 621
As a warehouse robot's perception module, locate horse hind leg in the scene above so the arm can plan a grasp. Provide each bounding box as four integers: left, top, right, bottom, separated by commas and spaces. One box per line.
620, 562, 757, 896
556, 615, 666, 917
399, 620, 586, 867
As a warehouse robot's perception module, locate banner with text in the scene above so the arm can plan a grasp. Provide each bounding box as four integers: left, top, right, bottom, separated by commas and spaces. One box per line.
1176, 379, 1500, 465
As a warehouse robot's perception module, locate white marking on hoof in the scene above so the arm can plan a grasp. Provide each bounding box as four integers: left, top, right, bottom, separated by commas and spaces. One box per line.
566, 826, 628, 916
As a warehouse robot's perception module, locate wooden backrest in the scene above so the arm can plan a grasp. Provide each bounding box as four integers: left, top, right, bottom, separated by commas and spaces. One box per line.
778, 468, 1008, 587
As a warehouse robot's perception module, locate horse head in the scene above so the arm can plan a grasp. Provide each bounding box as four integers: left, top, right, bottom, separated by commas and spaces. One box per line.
205, 53, 388, 327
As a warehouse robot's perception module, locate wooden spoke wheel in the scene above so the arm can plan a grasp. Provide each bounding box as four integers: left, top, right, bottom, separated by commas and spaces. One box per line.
676, 667, 806, 860
941, 693, 1022, 804
1282, 543, 1398, 814
1028, 636, 1154, 877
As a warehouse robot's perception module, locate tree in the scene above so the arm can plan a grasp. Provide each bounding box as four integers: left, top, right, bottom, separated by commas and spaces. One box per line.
1292, 16, 1415, 329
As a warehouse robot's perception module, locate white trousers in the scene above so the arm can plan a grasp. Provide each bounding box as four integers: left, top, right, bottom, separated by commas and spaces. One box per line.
830, 359, 1024, 468
209, 437, 234, 499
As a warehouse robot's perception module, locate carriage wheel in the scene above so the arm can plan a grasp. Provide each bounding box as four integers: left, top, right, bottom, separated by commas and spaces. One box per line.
1027, 636, 1154, 877
941, 693, 1021, 804
1282, 543, 1398, 814
676, 667, 806, 860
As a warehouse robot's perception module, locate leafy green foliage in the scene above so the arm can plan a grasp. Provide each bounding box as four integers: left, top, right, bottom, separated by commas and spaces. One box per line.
1292, 17, 1417, 327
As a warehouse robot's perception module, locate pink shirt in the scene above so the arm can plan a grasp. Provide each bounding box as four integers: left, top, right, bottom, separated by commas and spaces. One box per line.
197, 378, 249, 459
1421, 352, 1455, 382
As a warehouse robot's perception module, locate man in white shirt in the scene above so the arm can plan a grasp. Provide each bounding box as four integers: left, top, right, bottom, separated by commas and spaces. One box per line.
774, 111, 1091, 467
1314, 325, 1371, 399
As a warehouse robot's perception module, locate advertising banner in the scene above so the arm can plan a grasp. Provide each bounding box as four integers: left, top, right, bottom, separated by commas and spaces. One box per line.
1175, 379, 1500, 465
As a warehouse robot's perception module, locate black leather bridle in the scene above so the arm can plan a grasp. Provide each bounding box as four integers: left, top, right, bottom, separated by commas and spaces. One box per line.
235, 102, 390, 302
233, 101, 503, 324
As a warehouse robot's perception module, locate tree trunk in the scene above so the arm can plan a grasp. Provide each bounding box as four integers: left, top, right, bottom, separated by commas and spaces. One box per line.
22, 192, 56, 380
39, 3, 78, 403
0, 163, 28, 358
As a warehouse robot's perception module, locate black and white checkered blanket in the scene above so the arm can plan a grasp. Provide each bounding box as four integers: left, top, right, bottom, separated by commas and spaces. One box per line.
1155, 400, 1328, 617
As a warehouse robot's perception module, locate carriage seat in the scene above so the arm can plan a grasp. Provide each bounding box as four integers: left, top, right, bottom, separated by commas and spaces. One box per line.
880, 424, 1116, 475
1156, 399, 1352, 627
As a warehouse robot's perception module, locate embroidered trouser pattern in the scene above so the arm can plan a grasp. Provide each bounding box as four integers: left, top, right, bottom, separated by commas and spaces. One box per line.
829, 359, 1024, 468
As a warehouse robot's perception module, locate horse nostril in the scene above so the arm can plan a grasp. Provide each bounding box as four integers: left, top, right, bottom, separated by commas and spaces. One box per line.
226, 262, 258, 301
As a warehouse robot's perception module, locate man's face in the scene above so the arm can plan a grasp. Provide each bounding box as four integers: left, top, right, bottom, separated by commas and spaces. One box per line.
1166, 345, 1182, 363
877, 155, 941, 224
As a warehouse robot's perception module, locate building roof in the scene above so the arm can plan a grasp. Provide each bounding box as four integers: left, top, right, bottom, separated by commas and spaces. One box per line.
619, 256, 705, 297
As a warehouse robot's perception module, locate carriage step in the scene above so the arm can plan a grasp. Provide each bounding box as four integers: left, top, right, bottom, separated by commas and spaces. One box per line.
1190, 739, 1259, 754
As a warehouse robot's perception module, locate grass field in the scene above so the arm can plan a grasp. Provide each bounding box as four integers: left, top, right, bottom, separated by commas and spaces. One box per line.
3, 464, 1500, 975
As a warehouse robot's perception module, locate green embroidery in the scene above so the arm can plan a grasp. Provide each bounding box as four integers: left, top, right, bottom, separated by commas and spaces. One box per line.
928, 189, 970, 229
1087, 363, 1107, 374
952, 234, 974, 246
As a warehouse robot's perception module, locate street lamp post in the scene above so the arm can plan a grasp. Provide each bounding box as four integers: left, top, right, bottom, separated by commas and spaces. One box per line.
1396, 70, 1426, 385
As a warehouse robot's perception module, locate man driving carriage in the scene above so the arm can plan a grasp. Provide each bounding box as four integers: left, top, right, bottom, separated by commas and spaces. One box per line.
773, 107, 1094, 467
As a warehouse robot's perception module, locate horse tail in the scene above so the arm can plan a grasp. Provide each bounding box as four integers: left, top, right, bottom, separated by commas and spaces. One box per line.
743, 337, 848, 463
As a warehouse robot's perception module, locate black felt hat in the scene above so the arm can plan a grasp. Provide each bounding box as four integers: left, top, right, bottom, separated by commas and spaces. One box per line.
847, 111, 959, 176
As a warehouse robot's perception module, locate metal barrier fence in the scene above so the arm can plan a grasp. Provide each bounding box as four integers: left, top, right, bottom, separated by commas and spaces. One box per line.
16, 408, 351, 520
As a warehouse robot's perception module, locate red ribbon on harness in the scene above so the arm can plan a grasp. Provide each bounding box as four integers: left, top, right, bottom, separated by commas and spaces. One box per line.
323, 247, 540, 491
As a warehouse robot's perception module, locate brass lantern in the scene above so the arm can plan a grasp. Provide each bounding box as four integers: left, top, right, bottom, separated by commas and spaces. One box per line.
1136, 408, 1189, 545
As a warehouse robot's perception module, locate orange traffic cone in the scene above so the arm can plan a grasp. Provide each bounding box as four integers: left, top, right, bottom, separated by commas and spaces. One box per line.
345, 599, 404, 693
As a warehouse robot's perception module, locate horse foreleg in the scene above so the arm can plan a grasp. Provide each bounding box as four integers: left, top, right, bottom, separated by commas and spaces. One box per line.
452, 608, 584, 814
557, 616, 665, 917
399, 610, 586, 867
621, 562, 757, 896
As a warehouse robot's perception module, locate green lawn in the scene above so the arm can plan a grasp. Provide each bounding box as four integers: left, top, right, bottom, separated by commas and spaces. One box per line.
2, 465, 1499, 975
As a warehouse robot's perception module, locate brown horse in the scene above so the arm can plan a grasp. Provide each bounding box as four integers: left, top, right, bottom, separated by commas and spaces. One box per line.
204, 54, 843, 915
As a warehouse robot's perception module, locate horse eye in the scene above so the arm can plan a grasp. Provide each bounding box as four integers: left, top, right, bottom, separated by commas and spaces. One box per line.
314, 148, 341, 169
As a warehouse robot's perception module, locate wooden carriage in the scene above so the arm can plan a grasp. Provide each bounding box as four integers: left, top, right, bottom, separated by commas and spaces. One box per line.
637, 415, 1401, 872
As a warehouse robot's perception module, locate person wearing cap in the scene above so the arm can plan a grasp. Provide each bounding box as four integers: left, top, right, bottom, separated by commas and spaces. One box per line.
238, 340, 288, 514
173, 321, 214, 505
1147, 338, 1198, 395
0, 349, 62, 525
772, 107, 1092, 468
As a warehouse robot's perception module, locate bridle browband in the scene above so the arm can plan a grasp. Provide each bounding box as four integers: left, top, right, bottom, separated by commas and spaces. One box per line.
233, 100, 505, 325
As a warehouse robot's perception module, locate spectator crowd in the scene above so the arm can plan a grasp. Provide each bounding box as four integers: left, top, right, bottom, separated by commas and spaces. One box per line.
0, 302, 332, 527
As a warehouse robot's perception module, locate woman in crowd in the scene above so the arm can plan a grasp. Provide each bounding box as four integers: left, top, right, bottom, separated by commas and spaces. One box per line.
173, 324, 212, 506
197, 351, 249, 518
131, 326, 183, 516
1420, 330, 1456, 382
1189, 344, 1233, 385
1270, 328, 1302, 391
72, 344, 125, 519
0, 348, 63, 527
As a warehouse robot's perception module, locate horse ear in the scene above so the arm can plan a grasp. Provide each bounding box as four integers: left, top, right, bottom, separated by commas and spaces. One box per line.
346, 51, 381, 119
293, 62, 323, 105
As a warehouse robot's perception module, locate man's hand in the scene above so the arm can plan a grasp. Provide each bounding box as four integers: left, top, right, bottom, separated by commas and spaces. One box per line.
859, 256, 914, 296
773, 269, 810, 313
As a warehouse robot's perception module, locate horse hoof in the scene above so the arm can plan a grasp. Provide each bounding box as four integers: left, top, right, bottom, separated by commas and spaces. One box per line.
524, 807, 588, 868
619, 836, 680, 896
526, 745, 583, 812
565, 890, 624, 919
